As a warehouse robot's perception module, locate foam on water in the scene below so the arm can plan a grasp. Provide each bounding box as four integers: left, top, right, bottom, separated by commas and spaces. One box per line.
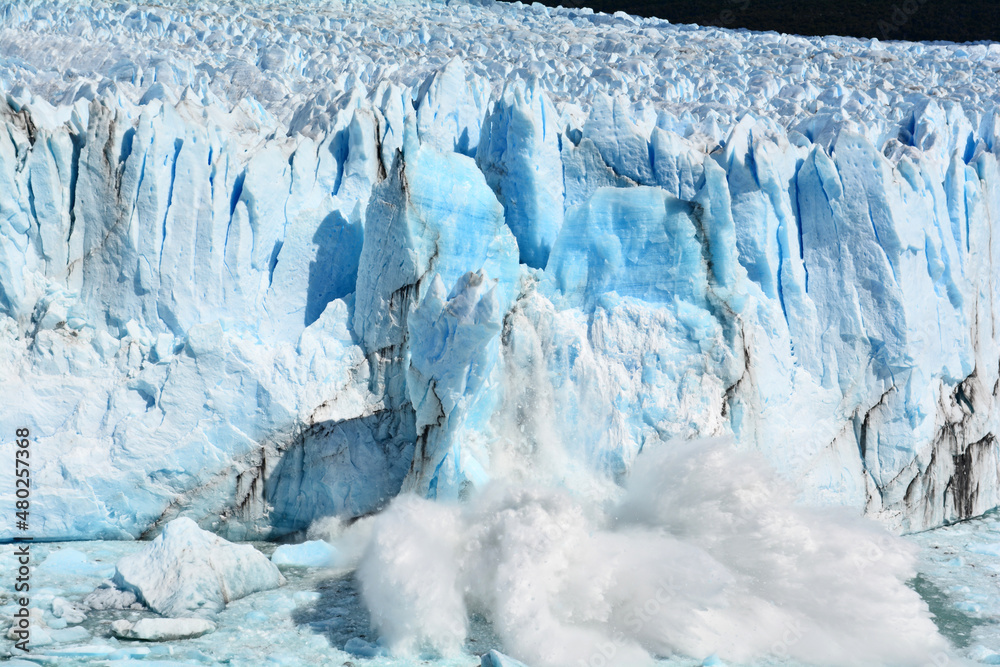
357, 439, 948, 666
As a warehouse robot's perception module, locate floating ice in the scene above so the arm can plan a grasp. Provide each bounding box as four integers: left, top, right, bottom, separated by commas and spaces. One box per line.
37, 550, 113, 578
481, 649, 531, 667
111, 618, 216, 641
112, 518, 285, 618
344, 636, 389, 658
50, 597, 86, 625
83, 583, 143, 611
271, 540, 342, 568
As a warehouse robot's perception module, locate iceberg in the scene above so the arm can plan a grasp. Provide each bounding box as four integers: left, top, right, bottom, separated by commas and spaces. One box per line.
0, 0, 998, 543
111, 517, 285, 618
270, 540, 342, 568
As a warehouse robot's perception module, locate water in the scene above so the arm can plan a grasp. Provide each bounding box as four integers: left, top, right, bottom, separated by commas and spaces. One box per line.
909, 574, 989, 649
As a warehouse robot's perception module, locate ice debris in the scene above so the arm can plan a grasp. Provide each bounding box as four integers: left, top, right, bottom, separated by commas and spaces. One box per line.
111, 617, 216, 641
271, 540, 341, 568
112, 518, 285, 618
83, 583, 144, 611
344, 636, 389, 658
50, 597, 87, 624
481, 649, 532, 667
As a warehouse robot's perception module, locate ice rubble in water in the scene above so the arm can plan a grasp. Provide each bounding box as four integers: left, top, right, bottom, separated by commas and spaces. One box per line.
0, 0, 998, 663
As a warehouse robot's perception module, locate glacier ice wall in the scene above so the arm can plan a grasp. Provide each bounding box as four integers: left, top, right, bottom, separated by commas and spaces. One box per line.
1, 0, 1000, 539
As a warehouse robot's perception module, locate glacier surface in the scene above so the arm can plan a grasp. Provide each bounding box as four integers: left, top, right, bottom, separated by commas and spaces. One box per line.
0, 0, 999, 544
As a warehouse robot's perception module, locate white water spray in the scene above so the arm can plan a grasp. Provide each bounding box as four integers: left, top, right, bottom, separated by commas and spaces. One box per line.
354, 438, 946, 666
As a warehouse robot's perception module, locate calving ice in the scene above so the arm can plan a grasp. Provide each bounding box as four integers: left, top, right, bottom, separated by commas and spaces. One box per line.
357, 441, 946, 665
0, 0, 997, 664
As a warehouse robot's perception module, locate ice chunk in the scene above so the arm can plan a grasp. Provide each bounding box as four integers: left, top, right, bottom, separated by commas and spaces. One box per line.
481, 649, 531, 667
27, 644, 116, 658
112, 518, 285, 618
51, 597, 87, 624
48, 625, 90, 643
6, 608, 52, 646
271, 540, 342, 568
111, 618, 216, 641
83, 583, 143, 610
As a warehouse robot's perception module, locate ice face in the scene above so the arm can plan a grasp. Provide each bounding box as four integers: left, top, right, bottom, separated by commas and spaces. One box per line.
0, 0, 999, 543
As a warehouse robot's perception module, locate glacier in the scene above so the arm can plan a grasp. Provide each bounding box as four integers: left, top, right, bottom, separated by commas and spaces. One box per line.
0, 0, 999, 548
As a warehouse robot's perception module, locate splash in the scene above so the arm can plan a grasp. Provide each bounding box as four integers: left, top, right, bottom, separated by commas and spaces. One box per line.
353, 438, 947, 666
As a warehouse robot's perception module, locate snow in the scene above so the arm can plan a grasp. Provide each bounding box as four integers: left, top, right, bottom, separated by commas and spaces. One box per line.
112, 518, 285, 618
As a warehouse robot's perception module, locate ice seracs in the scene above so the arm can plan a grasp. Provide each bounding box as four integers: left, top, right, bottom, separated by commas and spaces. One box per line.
112, 518, 285, 618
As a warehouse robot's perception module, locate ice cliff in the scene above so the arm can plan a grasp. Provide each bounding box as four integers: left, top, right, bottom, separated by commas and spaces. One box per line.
1, 0, 1000, 540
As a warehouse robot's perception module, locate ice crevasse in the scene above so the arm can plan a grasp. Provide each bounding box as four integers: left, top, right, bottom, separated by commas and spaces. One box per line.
1, 0, 1000, 540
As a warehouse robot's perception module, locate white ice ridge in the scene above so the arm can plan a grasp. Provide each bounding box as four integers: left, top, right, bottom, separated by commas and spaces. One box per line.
0, 0, 999, 539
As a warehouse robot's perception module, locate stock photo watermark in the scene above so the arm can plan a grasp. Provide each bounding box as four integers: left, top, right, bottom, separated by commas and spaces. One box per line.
577, 577, 679, 667
877, 0, 932, 39
718, 0, 752, 28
